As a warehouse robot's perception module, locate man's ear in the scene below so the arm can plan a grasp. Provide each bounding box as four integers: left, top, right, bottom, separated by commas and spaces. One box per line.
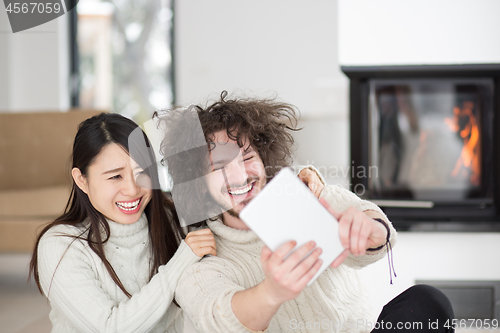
72, 168, 89, 194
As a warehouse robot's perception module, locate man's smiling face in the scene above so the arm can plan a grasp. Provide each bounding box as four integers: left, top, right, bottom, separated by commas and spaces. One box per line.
205, 130, 267, 229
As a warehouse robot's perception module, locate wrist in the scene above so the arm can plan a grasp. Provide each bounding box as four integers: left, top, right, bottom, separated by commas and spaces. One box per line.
258, 279, 284, 309
367, 218, 390, 251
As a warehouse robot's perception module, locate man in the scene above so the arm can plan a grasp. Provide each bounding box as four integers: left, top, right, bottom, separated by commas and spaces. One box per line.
160, 92, 453, 333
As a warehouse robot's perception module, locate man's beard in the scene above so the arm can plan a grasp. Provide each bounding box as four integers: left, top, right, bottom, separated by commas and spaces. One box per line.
225, 196, 252, 218
227, 208, 239, 218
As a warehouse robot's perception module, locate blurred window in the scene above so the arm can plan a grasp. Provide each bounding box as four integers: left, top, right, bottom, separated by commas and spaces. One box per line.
73, 0, 174, 123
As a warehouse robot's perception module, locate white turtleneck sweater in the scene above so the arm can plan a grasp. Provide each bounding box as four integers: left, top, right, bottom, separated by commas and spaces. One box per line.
37, 213, 200, 333
175, 185, 397, 333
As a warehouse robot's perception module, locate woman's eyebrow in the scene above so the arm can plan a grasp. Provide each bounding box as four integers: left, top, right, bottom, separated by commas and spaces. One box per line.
102, 167, 125, 175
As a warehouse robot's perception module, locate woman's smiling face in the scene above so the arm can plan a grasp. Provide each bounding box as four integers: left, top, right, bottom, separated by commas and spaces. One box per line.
72, 143, 152, 224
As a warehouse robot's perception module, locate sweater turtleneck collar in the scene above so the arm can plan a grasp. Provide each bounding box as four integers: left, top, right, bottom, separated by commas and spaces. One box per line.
106, 213, 149, 239
207, 218, 260, 245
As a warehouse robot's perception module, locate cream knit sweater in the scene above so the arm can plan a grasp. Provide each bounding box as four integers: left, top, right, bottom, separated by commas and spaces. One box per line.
37, 213, 200, 333
175, 185, 397, 333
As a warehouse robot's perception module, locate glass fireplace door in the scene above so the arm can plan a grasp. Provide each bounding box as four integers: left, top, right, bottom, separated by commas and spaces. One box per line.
368, 78, 494, 202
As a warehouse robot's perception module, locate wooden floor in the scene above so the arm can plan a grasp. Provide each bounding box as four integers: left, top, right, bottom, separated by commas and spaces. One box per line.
0, 253, 498, 333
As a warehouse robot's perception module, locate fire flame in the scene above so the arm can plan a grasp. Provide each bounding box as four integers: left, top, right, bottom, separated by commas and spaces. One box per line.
443, 101, 480, 185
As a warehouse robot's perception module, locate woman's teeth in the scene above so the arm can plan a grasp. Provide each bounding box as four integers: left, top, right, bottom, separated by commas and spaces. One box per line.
228, 183, 253, 196
116, 198, 140, 211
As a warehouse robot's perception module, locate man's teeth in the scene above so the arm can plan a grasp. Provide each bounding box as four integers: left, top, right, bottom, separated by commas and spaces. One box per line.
228, 183, 253, 196
117, 199, 140, 211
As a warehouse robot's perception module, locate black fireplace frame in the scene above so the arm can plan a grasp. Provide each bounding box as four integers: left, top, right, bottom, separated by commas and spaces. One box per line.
342, 64, 500, 231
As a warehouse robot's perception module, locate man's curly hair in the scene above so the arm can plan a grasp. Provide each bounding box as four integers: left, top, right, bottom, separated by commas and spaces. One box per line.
157, 91, 300, 225
198, 91, 299, 178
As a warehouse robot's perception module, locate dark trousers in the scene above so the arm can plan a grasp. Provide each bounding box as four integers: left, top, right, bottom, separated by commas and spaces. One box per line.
372, 285, 455, 332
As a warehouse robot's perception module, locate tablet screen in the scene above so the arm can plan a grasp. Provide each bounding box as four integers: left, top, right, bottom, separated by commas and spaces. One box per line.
240, 168, 344, 285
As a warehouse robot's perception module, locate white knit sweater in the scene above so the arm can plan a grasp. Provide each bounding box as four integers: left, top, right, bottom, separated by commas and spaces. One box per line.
175, 185, 397, 333
37, 213, 200, 333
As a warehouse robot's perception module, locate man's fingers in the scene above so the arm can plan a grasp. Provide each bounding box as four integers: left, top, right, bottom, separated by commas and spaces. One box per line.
280, 241, 317, 273
337, 214, 351, 250
261, 246, 273, 263
357, 219, 371, 255
297, 258, 323, 287
350, 213, 363, 255
289, 247, 322, 281
272, 240, 297, 262
319, 198, 342, 220
330, 249, 350, 268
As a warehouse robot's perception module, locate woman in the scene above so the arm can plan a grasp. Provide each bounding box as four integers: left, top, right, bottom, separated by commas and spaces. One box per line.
29, 113, 216, 332
29, 112, 323, 332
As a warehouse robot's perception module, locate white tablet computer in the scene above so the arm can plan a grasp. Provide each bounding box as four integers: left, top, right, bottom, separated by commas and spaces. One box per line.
239, 167, 344, 285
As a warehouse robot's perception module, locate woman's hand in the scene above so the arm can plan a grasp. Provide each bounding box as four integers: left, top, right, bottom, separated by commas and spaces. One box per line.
259, 241, 323, 306
185, 228, 217, 257
298, 168, 324, 198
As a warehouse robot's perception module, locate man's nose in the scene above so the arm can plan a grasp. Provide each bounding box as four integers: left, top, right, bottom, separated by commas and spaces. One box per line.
225, 158, 248, 186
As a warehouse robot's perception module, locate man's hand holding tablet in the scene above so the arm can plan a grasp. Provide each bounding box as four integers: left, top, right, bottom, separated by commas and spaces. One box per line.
239, 168, 347, 287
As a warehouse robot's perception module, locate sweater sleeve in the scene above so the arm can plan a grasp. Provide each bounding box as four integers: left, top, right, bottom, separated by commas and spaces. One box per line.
175, 256, 253, 333
319, 185, 397, 269
38, 227, 200, 333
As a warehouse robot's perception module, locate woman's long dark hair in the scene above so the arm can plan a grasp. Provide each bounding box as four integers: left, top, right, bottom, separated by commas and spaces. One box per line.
29, 113, 185, 298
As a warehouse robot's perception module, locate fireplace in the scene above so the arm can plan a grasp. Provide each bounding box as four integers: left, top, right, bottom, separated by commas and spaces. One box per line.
342, 64, 500, 231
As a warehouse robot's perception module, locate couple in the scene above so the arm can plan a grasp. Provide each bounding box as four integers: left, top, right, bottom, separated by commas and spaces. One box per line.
31, 92, 453, 332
